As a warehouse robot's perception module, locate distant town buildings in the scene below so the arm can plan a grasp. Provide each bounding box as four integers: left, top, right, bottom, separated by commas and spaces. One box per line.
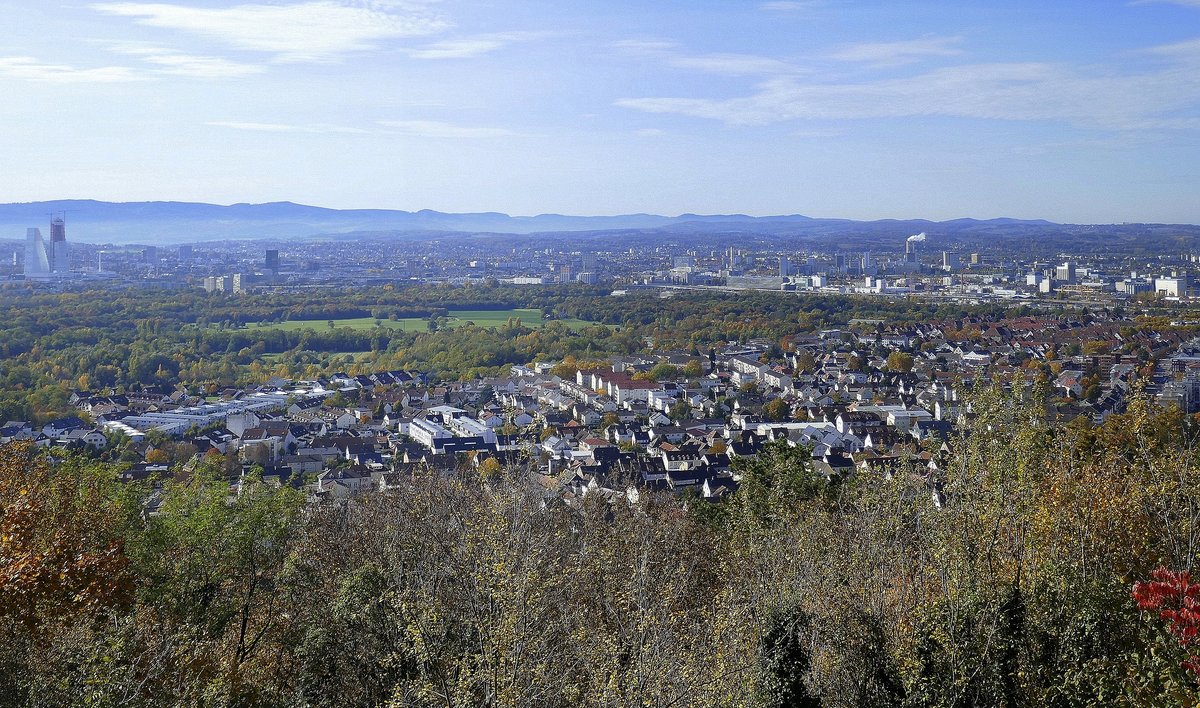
203, 274, 250, 294
8, 207, 1200, 308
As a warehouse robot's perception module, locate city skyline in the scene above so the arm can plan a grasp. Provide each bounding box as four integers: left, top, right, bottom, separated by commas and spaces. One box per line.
3, 1, 1200, 223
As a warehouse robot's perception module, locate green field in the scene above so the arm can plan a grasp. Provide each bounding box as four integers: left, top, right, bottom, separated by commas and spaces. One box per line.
252, 308, 597, 333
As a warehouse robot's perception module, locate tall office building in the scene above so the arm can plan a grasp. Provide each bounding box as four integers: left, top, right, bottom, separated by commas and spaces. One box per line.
178, 245, 193, 261
48, 217, 69, 273
24, 228, 49, 275
265, 249, 280, 274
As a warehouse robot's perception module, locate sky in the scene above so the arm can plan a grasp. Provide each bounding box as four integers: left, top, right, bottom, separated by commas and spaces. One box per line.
3, 0, 1200, 223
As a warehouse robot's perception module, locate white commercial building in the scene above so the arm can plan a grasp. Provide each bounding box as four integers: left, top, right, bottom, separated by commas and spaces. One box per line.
116, 391, 298, 436
1156, 277, 1188, 298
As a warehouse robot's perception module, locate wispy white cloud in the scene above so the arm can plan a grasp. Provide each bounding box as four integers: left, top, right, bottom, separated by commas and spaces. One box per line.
378, 119, 521, 138
148, 53, 263, 77
617, 58, 1200, 131
611, 39, 680, 55
405, 38, 509, 59
104, 42, 264, 78
635, 128, 665, 137
0, 56, 142, 83
829, 36, 964, 66
405, 31, 552, 60
669, 53, 799, 76
91, 1, 450, 62
1142, 36, 1200, 59
207, 121, 370, 133
615, 40, 799, 77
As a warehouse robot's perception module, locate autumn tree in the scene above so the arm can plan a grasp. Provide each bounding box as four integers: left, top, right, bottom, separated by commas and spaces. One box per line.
794, 351, 818, 373
637, 363, 680, 382
764, 397, 790, 422
479, 456, 504, 481
0, 443, 139, 705
669, 400, 692, 420
885, 351, 914, 373
144, 448, 170, 464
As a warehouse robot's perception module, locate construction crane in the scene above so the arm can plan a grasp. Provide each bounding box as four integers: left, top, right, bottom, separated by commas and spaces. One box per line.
45, 209, 78, 222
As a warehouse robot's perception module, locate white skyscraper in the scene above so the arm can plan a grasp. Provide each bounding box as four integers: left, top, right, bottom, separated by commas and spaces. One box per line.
24, 228, 49, 275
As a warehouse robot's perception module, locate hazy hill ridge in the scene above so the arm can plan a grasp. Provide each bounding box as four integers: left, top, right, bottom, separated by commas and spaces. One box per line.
0, 201, 1195, 250
0, 199, 1089, 244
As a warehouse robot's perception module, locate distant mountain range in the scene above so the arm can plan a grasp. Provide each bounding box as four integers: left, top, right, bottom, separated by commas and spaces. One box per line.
0, 199, 1088, 245
2, 199, 1199, 261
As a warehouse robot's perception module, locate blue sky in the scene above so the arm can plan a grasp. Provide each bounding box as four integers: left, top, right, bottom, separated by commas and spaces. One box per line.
3, 0, 1200, 223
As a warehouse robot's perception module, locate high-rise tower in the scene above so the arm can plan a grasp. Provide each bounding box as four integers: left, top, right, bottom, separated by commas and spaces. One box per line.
25, 228, 49, 275
48, 217, 69, 273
